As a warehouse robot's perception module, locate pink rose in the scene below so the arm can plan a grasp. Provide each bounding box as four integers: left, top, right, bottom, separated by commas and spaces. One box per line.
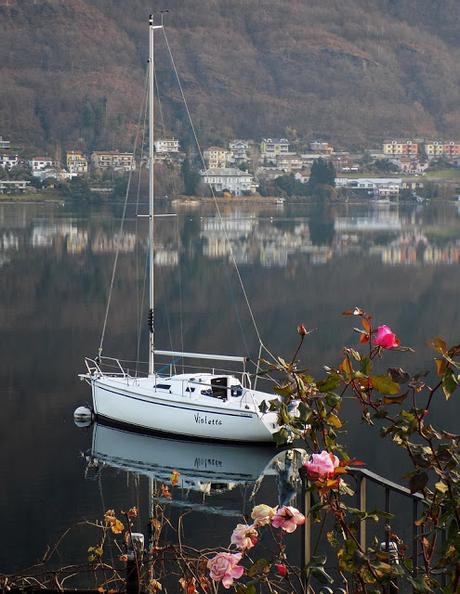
251, 504, 277, 527
304, 450, 339, 480
271, 506, 305, 533
374, 325, 399, 349
207, 552, 244, 589
230, 523, 258, 551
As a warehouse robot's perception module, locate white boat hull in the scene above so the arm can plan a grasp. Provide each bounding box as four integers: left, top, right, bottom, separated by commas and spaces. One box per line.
91, 376, 278, 443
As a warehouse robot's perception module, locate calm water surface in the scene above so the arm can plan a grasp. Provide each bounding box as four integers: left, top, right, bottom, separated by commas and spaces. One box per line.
1, 198, 460, 571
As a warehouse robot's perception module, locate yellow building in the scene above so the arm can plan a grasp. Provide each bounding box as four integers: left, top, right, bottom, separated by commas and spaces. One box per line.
425, 141, 460, 158
382, 140, 418, 156
203, 147, 231, 169
66, 151, 88, 175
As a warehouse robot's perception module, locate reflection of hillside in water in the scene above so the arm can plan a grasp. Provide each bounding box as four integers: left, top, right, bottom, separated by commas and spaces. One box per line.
2, 202, 460, 268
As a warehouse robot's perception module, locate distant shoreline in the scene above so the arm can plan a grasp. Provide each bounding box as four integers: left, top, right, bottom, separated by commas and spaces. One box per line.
0, 191, 64, 204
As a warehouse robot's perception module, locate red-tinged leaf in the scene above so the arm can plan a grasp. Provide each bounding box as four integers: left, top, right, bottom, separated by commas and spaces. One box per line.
347, 458, 365, 466
342, 307, 364, 316
334, 466, 348, 474
428, 337, 447, 355
435, 358, 447, 377
383, 392, 409, 405
362, 318, 371, 333
170, 470, 180, 486
339, 357, 353, 376
359, 333, 369, 344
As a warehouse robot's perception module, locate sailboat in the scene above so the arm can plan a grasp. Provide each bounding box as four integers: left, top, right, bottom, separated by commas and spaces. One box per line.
79, 16, 282, 443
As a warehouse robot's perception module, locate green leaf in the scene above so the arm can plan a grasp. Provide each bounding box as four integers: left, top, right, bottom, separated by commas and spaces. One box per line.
360, 357, 373, 375
316, 374, 341, 393
298, 401, 312, 423
309, 566, 334, 585
442, 368, 457, 400
409, 471, 428, 494
326, 413, 342, 428
236, 585, 256, 594
258, 400, 268, 414
325, 392, 341, 407
274, 383, 294, 397
273, 428, 289, 446
371, 374, 400, 395
247, 558, 270, 578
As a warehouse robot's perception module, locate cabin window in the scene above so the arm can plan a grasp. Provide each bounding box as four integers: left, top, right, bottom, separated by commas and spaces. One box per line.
211, 377, 228, 400
156, 383, 171, 390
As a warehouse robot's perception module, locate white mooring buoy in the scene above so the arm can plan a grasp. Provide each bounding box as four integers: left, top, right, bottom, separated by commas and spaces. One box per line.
73, 405, 93, 428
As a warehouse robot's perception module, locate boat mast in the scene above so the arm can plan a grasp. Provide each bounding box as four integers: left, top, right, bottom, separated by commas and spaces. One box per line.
148, 15, 162, 376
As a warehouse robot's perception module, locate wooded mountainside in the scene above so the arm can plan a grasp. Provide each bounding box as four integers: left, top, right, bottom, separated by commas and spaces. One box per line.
1, 0, 459, 154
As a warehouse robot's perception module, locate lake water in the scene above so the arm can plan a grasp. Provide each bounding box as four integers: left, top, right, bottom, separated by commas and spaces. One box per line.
1, 198, 460, 574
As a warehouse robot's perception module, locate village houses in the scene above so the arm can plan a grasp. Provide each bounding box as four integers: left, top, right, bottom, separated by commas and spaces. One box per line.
91, 151, 135, 172
203, 147, 231, 169
30, 156, 56, 171
228, 140, 249, 164
154, 138, 180, 154
383, 140, 418, 156
66, 151, 88, 175
260, 138, 290, 163
424, 141, 460, 159
201, 167, 258, 195
0, 154, 19, 170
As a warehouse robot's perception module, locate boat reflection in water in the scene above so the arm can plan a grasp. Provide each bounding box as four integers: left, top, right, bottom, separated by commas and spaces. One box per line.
85, 422, 306, 510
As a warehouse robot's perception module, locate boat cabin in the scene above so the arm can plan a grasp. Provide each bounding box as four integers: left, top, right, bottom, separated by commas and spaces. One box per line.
154, 373, 244, 400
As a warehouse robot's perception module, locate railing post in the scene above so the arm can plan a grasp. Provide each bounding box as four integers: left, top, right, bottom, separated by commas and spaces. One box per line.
300, 467, 311, 589
412, 499, 418, 579
359, 475, 367, 550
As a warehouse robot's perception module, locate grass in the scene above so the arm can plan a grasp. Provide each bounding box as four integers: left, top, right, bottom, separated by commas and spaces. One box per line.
0, 191, 63, 202
424, 169, 460, 182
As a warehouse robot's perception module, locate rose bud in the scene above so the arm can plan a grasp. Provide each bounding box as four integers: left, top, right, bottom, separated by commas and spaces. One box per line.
297, 324, 307, 336
275, 563, 287, 577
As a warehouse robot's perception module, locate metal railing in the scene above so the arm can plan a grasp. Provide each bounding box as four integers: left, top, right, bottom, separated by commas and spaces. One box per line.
301, 466, 429, 593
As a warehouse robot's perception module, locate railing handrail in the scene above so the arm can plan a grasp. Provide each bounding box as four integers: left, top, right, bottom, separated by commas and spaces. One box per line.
348, 467, 425, 501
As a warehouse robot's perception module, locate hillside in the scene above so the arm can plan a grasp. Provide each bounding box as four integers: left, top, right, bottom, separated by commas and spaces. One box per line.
0, 0, 459, 154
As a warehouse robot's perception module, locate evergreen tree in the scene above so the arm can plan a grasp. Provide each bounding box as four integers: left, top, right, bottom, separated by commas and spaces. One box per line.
309, 158, 336, 190
181, 158, 200, 196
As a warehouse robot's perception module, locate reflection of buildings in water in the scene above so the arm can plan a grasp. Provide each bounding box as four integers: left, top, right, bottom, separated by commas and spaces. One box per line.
423, 244, 460, 265
155, 247, 179, 266
334, 212, 402, 232
370, 231, 460, 266
200, 215, 319, 267
91, 231, 136, 254
32, 224, 83, 248
0, 253, 11, 268
0, 231, 19, 252
66, 230, 88, 254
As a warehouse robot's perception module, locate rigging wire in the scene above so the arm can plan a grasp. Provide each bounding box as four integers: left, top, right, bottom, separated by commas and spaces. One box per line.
161, 27, 278, 365
97, 72, 149, 359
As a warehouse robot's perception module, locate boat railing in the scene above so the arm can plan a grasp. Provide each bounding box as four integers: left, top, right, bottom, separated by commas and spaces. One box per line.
84, 356, 129, 379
